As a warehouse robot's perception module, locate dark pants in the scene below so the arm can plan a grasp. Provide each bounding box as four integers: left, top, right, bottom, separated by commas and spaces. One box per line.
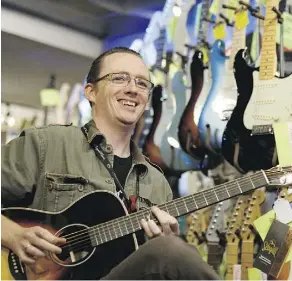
102, 236, 220, 280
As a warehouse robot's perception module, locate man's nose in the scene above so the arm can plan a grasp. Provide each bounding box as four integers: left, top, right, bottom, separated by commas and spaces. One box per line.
125, 78, 138, 93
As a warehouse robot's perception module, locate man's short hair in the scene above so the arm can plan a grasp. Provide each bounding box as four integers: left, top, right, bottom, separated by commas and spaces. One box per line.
86, 47, 143, 107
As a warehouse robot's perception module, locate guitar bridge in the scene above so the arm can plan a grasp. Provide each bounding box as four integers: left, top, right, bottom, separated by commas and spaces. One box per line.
251, 125, 274, 136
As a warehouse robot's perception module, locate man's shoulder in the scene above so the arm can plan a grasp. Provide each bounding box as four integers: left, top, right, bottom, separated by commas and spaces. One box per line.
20, 123, 82, 139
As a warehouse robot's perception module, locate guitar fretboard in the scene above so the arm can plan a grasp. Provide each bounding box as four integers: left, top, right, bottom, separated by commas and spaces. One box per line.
259, 0, 278, 80
87, 171, 268, 246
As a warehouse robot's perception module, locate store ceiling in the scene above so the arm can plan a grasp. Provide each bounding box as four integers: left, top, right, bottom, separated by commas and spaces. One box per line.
1, 0, 166, 109
1, 0, 166, 39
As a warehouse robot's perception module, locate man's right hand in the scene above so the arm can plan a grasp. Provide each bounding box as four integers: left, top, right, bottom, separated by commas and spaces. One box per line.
2, 216, 66, 265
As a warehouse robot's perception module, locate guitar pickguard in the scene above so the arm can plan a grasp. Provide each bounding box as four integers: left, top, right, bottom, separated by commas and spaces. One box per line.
244, 73, 292, 131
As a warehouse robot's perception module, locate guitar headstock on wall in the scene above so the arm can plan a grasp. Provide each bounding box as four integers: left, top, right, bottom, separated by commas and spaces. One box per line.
225, 195, 249, 280
206, 201, 229, 244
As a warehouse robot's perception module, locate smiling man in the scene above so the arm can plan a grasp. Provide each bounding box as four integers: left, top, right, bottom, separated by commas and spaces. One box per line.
2, 47, 219, 280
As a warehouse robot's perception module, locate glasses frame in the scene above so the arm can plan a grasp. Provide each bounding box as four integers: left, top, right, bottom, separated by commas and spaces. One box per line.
92, 72, 154, 94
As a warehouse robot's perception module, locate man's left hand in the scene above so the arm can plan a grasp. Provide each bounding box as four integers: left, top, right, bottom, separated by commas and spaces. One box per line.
140, 206, 179, 238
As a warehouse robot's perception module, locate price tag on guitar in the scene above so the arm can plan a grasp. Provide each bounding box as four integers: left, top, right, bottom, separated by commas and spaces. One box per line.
234, 10, 249, 30
273, 122, 292, 166
213, 23, 226, 40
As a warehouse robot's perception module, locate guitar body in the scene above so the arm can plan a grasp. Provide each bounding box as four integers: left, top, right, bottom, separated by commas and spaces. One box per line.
222, 49, 279, 172
143, 85, 170, 173
198, 40, 236, 151
1, 191, 137, 280
160, 70, 201, 170
178, 50, 207, 160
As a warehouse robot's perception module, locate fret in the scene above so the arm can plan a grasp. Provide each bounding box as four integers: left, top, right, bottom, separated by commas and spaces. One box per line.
234, 179, 242, 193
96, 226, 103, 244
173, 202, 180, 216
224, 184, 231, 197
108, 225, 113, 241
249, 176, 256, 189
183, 199, 189, 213
93, 227, 100, 246
213, 188, 219, 202
192, 194, 199, 209
202, 191, 208, 206
112, 222, 117, 239
117, 221, 123, 236
122, 217, 130, 235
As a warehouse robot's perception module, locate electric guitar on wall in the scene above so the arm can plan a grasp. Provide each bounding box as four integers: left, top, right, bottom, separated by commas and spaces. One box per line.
160, 54, 202, 171
222, 0, 292, 172
198, 5, 248, 152
178, 0, 214, 163
2, 166, 292, 280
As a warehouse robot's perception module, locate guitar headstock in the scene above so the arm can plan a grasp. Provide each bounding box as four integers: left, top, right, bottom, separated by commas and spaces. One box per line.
206, 201, 229, 243
226, 195, 249, 244
264, 166, 292, 187
240, 189, 265, 241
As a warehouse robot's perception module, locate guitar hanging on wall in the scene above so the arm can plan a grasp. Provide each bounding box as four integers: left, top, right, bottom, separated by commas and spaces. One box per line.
198, 4, 248, 153
222, 0, 292, 172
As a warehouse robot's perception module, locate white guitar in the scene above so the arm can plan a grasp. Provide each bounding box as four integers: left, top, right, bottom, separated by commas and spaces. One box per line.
243, 1, 292, 132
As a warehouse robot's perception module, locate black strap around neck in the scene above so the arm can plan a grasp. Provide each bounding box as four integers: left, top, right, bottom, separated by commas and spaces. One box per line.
81, 125, 131, 210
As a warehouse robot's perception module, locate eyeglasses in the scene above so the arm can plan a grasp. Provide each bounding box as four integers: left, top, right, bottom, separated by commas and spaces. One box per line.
92, 72, 154, 94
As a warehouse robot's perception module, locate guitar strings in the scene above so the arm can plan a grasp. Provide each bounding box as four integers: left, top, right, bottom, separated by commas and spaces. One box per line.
60, 171, 262, 241
59, 170, 279, 250
58, 172, 275, 254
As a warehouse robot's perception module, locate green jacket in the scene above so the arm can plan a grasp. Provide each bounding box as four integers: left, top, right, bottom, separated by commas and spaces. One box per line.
1, 120, 172, 212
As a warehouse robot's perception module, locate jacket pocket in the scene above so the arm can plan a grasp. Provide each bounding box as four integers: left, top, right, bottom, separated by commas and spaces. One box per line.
44, 173, 91, 212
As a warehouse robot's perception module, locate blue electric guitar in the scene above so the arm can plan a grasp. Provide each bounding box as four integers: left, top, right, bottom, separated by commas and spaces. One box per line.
160, 54, 202, 170
198, 3, 247, 152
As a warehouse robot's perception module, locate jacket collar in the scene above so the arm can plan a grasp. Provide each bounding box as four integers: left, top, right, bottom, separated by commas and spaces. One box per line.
82, 119, 148, 174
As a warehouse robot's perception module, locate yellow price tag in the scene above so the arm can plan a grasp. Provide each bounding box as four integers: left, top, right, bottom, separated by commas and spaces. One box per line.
209, 0, 219, 15
200, 47, 209, 64
213, 23, 226, 40
235, 10, 249, 30
273, 122, 292, 166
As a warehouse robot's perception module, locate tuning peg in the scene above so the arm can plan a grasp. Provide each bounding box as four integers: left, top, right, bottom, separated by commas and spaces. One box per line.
222, 4, 237, 10
235, 229, 242, 239
271, 7, 284, 24
219, 13, 234, 26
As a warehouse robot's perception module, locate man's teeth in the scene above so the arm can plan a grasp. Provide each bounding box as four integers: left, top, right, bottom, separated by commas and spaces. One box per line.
122, 100, 136, 107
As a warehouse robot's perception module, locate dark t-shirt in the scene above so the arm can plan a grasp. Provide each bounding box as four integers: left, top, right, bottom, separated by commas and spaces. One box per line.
113, 155, 145, 245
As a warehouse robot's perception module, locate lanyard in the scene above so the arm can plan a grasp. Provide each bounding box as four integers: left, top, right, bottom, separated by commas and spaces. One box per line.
81, 125, 131, 210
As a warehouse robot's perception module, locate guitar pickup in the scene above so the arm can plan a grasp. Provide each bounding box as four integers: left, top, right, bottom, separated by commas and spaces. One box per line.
251, 125, 274, 135
252, 115, 279, 121
255, 99, 275, 105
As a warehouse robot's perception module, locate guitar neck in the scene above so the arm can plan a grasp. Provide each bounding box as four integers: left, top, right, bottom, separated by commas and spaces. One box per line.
227, 27, 246, 71
207, 243, 225, 270
259, 0, 278, 80
241, 240, 254, 280
226, 243, 240, 280
89, 171, 268, 246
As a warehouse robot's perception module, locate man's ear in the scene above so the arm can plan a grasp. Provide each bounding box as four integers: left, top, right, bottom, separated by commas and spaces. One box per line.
84, 83, 96, 104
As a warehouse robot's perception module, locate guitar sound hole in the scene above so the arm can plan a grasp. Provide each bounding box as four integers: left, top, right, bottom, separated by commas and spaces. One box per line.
52, 224, 95, 267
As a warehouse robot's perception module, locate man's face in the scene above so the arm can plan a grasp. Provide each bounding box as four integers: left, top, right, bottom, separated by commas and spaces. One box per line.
88, 53, 150, 127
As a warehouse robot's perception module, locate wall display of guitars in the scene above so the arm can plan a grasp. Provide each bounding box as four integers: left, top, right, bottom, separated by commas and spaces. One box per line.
184, 183, 292, 280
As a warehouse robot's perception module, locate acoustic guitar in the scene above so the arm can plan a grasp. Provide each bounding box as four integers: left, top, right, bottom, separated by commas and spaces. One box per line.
2, 165, 292, 280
